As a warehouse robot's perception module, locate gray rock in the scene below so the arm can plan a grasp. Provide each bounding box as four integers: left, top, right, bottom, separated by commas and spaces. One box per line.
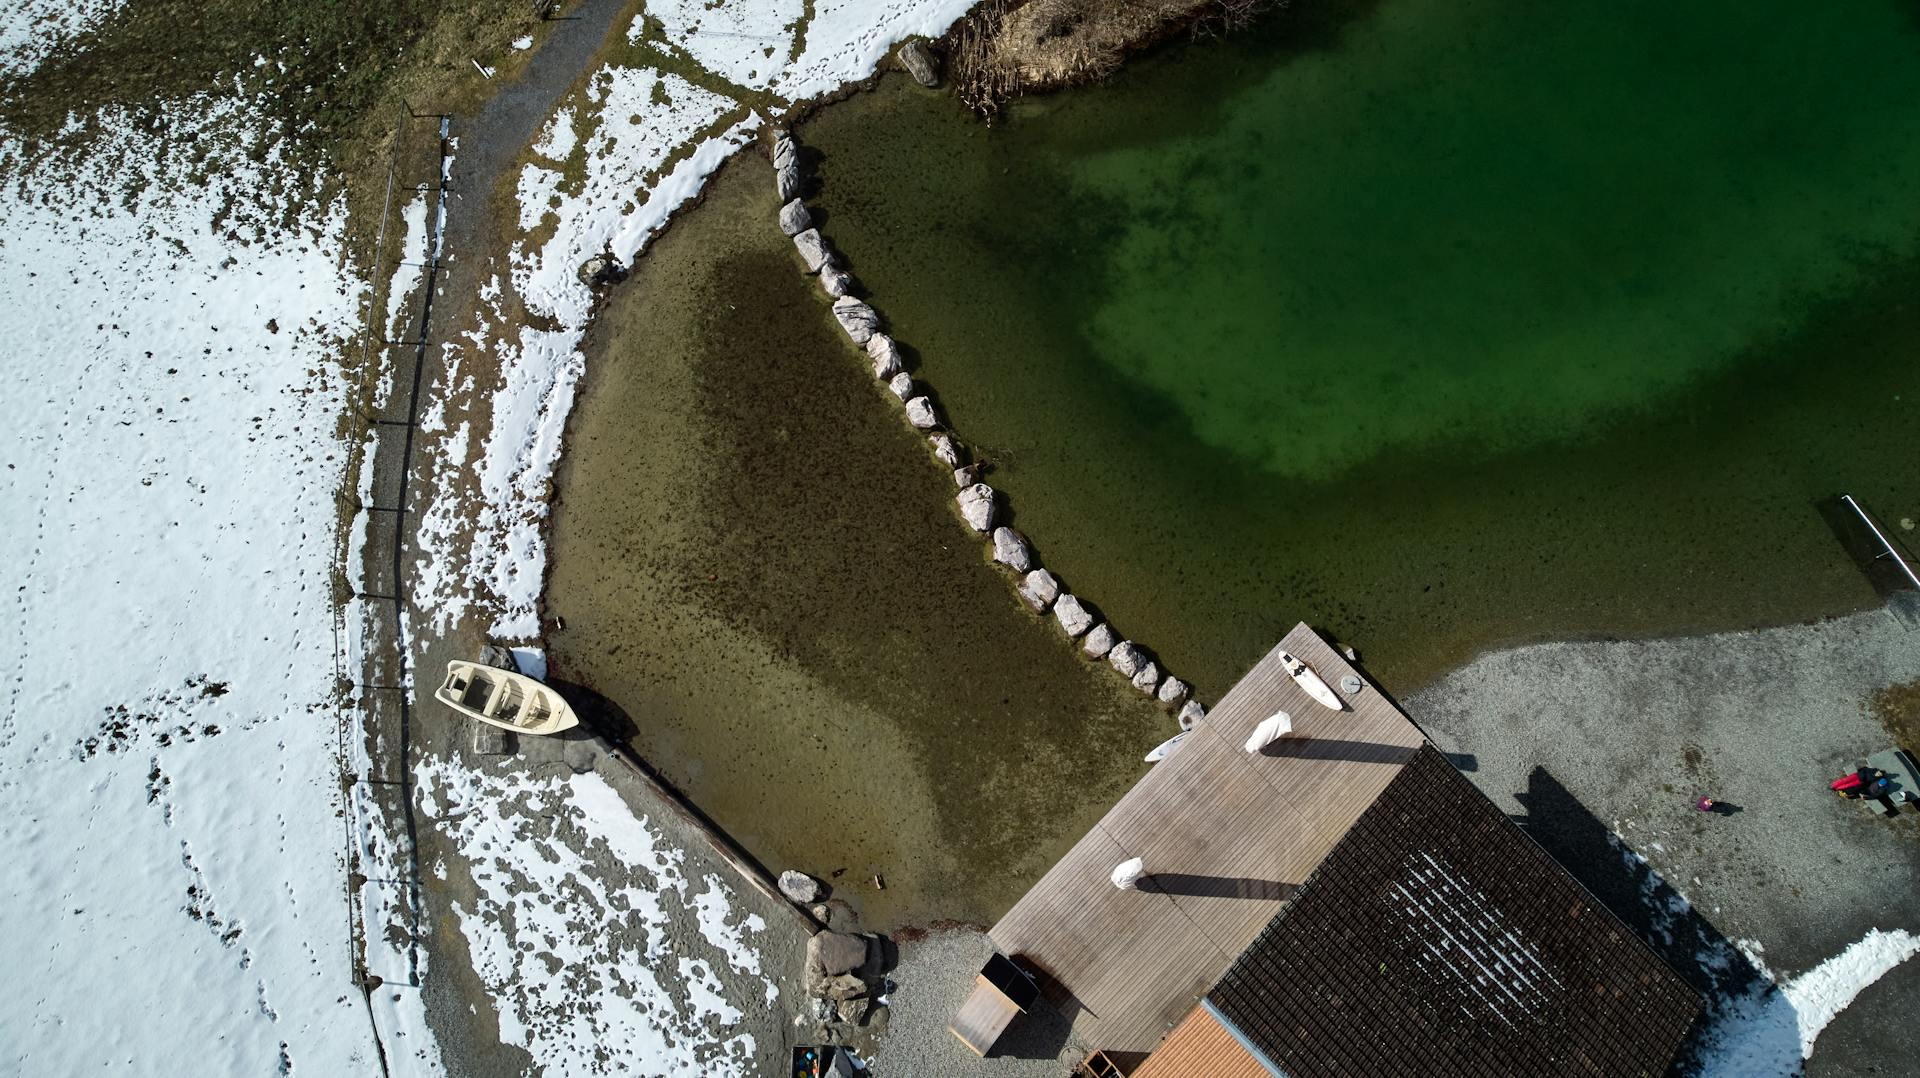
793, 228, 831, 273
1131, 661, 1161, 694
1019, 569, 1060, 612
831, 296, 881, 344
836, 996, 868, 1025
476, 643, 519, 672
773, 133, 797, 170
956, 483, 995, 532
898, 41, 940, 87
864, 1003, 891, 1037
866, 334, 904, 379
887, 372, 914, 400
1053, 594, 1094, 637
928, 431, 964, 467
808, 931, 868, 977
992, 527, 1035, 573
1082, 623, 1116, 660
953, 463, 983, 488
819, 265, 855, 298
810, 902, 832, 923
821, 972, 867, 1001
904, 396, 939, 429
776, 156, 802, 201
778, 197, 812, 237
1177, 700, 1207, 729
1108, 641, 1146, 679
1157, 676, 1191, 707
779, 870, 822, 904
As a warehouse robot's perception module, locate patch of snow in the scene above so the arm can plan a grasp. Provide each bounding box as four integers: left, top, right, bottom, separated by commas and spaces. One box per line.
0, 0, 127, 79
0, 92, 437, 1075
772, 0, 976, 100
416, 760, 774, 1076
1612, 836, 1920, 1076
636, 0, 805, 90
531, 105, 577, 162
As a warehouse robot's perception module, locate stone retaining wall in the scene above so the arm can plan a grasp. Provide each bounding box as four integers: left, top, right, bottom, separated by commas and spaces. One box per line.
771, 128, 1206, 730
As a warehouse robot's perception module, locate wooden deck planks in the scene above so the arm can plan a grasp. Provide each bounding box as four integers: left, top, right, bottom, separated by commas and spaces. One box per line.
987, 623, 1428, 1055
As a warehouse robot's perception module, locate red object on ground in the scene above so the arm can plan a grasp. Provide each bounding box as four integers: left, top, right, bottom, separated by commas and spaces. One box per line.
1831, 773, 1864, 793
1695, 795, 1715, 812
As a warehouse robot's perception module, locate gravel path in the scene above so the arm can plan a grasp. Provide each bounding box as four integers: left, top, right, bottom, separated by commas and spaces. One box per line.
866, 927, 1086, 1077
1408, 608, 1920, 1077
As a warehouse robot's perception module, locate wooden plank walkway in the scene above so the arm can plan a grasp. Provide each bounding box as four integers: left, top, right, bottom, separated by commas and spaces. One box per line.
987, 623, 1426, 1055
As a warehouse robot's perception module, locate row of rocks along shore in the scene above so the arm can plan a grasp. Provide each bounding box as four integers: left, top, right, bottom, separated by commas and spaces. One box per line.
773, 125, 1209, 732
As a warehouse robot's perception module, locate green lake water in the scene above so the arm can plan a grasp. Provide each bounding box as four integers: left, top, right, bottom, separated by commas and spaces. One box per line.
802, 0, 1920, 694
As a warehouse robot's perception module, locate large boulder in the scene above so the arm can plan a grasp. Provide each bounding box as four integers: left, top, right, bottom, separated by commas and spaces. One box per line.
1053, 594, 1094, 637
776, 157, 803, 201
992, 527, 1035, 573
779, 870, 822, 904
1131, 661, 1161, 694
773, 133, 797, 170
793, 228, 831, 273
1177, 700, 1207, 729
778, 197, 812, 237
956, 483, 995, 531
1081, 623, 1116, 660
898, 41, 941, 87
887, 372, 915, 400
1157, 677, 1191, 708
1108, 641, 1145, 679
831, 296, 881, 344
1019, 568, 1060, 612
928, 431, 964, 467
819, 265, 856, 299
953, 463, 984, 488
867, 334, 905, 379
807, 931, 868, 977
905, 396, 939, 429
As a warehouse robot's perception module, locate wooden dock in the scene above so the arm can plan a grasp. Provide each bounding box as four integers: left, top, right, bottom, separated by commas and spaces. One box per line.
986, 623, 1427, 1056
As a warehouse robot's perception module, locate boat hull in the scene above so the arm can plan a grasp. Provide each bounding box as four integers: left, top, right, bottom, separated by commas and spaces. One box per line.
434, 660, 581, 735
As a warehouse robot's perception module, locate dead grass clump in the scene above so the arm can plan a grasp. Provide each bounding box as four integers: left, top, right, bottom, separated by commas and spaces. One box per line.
950, 0, 1270, 117
1870, 678, 1920, 755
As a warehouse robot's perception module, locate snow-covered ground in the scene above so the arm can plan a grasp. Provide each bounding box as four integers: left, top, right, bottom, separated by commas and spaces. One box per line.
424, 0, 979, 639
1, 1, 973, 1074
416, 760, 781, 1077
0, 90, 419, 1073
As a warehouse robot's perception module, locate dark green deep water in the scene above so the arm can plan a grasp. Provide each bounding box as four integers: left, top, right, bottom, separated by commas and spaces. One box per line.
803, 0, 1920, 693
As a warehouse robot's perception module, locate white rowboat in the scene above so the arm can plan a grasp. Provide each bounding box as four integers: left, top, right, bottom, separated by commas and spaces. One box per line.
435, 660, 580, 735
1279, 649, 1344, 711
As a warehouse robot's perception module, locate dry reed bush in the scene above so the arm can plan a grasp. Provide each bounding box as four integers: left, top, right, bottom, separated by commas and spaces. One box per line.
950, 0, 1269, 117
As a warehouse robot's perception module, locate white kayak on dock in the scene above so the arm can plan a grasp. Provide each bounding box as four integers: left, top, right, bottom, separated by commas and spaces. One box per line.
1144, 731, 1188, 763
435, 660, 580, 735
1279, 649, 1344, 711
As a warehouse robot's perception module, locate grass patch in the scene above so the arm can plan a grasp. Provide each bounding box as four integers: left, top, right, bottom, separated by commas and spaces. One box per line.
1871, 679, 1920, 756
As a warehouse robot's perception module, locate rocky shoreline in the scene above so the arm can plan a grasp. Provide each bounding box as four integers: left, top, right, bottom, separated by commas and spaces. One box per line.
772, 122, 1207, 730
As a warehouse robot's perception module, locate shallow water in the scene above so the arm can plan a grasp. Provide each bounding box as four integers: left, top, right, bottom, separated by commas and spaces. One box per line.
545, 158, 1166, 929
802, 0, 1920, 693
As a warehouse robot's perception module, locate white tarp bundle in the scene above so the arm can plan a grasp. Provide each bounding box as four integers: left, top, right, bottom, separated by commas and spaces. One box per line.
1246, 711, 1294, 753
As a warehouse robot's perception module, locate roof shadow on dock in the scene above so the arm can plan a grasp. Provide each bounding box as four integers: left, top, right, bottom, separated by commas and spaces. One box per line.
1141, 874, 1297, 901
1256, 737, 1419, 766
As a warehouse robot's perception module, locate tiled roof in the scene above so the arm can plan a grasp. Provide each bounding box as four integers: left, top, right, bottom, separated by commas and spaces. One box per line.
1209, 745, 1702, 1078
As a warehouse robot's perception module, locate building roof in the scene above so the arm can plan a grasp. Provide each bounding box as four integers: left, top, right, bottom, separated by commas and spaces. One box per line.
988, 624, 1426, 1054
1209, 744, 1703, 1078
1130, 1004, 1274, 1078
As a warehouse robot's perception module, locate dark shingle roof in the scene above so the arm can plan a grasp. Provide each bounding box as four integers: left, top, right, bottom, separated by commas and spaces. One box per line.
1209, 745, 1701, 1078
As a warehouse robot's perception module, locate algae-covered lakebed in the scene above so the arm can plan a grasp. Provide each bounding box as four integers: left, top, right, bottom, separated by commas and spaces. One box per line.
803, 0, 1920, 694
549, 0, 1920, 929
